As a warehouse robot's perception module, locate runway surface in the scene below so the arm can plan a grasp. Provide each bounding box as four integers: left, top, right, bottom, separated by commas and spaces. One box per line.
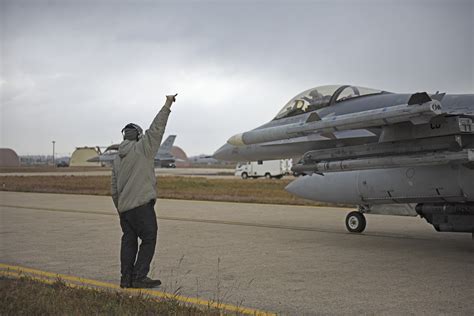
1, 191, 472, 315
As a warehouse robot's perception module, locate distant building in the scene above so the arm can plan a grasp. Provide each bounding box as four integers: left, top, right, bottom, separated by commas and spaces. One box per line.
69, 147, 101, 167
0, 148, 20, 167
171, 146, 190, 167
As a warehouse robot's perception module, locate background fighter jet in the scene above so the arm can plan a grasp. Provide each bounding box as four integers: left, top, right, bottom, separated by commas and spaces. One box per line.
214, 85, 474, 235
188, 154, 219, 165
89, 135, 179, 168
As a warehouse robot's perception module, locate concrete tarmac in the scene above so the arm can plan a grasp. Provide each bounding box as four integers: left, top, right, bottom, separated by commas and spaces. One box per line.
1, 191, 472, 315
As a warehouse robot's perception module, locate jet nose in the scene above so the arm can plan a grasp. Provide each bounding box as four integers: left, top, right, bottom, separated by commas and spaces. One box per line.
213, 143, 234, 161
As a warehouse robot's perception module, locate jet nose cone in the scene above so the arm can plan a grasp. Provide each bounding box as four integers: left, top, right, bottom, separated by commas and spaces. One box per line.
213, 143, 234, 161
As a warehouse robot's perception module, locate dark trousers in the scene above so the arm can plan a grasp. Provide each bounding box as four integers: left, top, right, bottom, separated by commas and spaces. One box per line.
119, 200, 157, 280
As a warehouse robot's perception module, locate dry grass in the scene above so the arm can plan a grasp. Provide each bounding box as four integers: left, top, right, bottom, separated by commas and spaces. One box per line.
0, 175, 111, 195
0, 276, 220, 315
0, 166, 109, 173
0, 175, 348, 207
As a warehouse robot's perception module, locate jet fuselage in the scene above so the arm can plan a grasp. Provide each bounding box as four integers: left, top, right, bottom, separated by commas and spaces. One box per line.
214, 85, 474, 234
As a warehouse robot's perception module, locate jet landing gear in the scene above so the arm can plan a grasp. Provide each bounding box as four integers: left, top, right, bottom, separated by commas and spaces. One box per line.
345, 211, 366, 233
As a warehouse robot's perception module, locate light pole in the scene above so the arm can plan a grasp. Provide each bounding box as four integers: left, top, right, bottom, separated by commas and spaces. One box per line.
52, 141, 56, 167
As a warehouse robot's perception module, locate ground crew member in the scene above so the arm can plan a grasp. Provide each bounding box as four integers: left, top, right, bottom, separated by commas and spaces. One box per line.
111, 94, 177, 288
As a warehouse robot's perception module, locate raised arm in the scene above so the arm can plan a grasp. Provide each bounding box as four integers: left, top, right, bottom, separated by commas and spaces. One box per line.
138, 94, 177, 160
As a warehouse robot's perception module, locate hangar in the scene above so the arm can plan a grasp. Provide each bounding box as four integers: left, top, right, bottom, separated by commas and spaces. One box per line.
69, 147, 101, 167
171, 146, 190, 167
0, 148, 20, 167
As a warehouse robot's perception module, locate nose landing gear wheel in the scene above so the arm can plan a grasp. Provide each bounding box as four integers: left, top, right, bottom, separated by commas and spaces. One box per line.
345, 211, 366, 233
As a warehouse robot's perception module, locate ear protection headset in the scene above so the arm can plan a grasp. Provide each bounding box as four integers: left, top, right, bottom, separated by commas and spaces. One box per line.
121, 123, 143, 141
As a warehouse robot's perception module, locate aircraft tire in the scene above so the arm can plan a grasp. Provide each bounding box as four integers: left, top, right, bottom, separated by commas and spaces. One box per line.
345, 211, 366, 233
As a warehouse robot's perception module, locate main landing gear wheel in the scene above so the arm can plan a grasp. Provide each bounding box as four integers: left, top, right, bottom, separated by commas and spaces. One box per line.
345, 211, 366, 233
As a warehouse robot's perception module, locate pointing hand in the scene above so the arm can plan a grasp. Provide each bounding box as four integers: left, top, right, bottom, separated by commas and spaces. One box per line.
166, 94, 178, 103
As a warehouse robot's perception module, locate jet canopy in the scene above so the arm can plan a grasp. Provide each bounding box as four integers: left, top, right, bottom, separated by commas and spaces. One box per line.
274, 85, 386, 120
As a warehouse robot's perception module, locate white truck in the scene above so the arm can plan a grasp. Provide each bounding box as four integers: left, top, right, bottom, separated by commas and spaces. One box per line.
235, 159, 292, 179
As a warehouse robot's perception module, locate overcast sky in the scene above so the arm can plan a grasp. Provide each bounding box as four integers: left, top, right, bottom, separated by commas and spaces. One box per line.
1, 0, 473, 157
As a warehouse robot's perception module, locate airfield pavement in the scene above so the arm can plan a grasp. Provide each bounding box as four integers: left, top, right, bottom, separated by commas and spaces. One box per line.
0, 191, 473, 315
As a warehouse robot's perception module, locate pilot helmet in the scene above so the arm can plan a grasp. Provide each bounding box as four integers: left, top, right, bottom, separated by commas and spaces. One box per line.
121, 123, 143, 141
309, 89, 323, 98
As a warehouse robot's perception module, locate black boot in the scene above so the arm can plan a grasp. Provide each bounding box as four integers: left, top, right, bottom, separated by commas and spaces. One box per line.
120, 275, 132, 288
132, 277, 161, 288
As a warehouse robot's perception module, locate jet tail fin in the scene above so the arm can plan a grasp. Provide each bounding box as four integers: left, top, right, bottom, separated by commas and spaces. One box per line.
431, 92, 446, 102
157, 135, 176, 155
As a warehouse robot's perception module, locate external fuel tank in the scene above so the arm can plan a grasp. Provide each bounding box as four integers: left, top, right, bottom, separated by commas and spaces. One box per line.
285, 164, 474, 205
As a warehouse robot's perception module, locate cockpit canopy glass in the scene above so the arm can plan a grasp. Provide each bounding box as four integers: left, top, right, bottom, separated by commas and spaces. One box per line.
274, 85, 386, 120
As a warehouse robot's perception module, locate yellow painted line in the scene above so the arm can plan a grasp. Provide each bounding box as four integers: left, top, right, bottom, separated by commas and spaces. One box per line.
1, 270, 56, 285
0, 263, 276, 316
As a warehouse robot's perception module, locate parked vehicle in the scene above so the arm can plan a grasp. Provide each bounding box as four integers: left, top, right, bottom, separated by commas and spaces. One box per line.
235, 159, 292, 179
56, 161, 69, 168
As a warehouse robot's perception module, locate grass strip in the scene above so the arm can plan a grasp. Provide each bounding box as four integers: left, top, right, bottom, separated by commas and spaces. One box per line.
0, 264, 275, 316
0, 276, 220, 316
0, 166, 108, 173
0, 175, 350, 207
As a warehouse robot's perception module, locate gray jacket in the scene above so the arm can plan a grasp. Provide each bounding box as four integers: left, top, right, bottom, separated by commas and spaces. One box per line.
111, 104, 171, 213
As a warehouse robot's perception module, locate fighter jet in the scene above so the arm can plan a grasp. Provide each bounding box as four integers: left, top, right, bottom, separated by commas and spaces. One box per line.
189, 154, 219, 165
88, 135, 179, 168
214, 85, 474, 235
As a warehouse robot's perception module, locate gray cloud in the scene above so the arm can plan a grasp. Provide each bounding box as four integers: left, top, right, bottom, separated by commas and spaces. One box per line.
1, 0, 472, 156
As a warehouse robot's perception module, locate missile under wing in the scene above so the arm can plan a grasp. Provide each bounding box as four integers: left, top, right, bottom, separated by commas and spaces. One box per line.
214, 85, 474, 235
